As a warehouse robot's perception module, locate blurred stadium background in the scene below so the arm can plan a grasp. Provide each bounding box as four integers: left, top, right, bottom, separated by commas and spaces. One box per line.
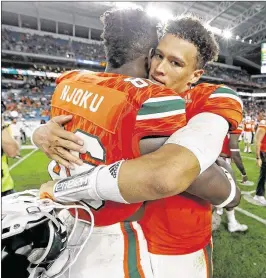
2, 2, 266, 278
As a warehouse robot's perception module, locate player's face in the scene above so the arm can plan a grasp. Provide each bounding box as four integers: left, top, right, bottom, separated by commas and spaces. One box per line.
149, 34, 203, 93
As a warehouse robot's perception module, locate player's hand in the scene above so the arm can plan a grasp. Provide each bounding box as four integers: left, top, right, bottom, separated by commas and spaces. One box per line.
32, 115, 86, 169
40, 180, 57, 200
256, 158, 262, 168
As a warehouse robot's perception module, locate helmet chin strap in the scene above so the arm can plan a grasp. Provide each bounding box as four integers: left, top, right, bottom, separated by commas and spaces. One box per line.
28, 200, 94, 278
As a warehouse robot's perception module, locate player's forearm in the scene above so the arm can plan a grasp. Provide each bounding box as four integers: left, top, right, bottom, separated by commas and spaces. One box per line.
186, 163, 241, 208
118, 144, 200, 202
51, 145, 200, 204
255, 130, 264, 158
2, 128, 20, 158
216, 157, 235, 177
255, 142, 261, 159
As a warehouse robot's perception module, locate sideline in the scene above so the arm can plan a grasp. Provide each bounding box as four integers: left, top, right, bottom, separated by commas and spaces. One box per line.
242, 156, 256, 161
235, 207, 266, 225
21, 145, 36, 150
10, 148, 38, 171
241, 190, 255, 195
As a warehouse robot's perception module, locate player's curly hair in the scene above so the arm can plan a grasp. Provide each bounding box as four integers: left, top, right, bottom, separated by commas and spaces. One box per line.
163, 16, 219, 69
101, 8, 158, 69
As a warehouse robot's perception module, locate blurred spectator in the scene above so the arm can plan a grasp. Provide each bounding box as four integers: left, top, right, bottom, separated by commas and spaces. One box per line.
9, 111, 21, 146
1, 101, 20, 196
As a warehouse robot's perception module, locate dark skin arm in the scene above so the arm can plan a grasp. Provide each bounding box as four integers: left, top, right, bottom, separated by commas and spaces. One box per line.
186, 163, 240, 208
140, 137, 241, 208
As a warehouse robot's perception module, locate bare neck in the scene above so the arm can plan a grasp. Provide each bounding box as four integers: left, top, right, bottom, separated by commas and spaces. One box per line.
105, 58, 146, 78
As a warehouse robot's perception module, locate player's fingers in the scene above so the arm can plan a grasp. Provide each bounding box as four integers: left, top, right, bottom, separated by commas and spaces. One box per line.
53, 146, 83, 166
40, 185, 55, 200
51, 115, 73, 126
50, 153, 74, 169
54, 128, 84, 146
54, 138, 86, 154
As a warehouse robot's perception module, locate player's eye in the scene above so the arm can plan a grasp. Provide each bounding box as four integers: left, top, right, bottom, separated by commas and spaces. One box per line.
170, 61, 180, 67
154, 53, 163, 60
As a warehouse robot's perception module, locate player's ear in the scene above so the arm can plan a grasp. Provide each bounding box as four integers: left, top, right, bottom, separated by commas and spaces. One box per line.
191, 69, 204, 84
147, 48, 155, 70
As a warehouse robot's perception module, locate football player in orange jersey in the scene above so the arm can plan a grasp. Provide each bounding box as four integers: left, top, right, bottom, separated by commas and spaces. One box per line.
135, 17, 243, 278
33, 9, 241, 278
37, 14, 243, 278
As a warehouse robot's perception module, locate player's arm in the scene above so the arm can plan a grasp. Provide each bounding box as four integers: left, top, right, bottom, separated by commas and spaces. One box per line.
229, 133, 247, 178
186, 163, 240, 208
140, 137, 240, 207
40, 112, 229, 203
2, 126, 20, 158
216, 156, 234, 175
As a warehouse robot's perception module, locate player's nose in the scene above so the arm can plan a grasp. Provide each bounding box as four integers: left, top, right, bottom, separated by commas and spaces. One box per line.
154, 59, 167, 76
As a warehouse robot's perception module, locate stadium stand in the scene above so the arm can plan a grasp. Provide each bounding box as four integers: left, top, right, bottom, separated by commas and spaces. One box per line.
2, 28, 106, 61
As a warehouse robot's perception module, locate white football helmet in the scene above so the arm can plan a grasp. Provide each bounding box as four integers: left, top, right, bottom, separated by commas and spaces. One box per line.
245, 116, 251, 123
2, 189, 94, 278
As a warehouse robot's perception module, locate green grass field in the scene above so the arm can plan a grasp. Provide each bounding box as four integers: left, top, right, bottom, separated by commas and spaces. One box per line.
8, 142, 266, 278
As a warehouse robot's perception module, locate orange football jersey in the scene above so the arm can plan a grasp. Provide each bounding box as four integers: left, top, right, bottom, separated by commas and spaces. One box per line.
258, 120, 266, 152
221, 133, 231, 158
140, 83, 243, 255
221, 126, 243, 158
48, 70, 186, 226
182, 83, 243, 130
244, 122, 253, 132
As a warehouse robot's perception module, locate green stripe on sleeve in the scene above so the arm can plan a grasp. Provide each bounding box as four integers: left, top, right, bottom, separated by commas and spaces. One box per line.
123, 222, 142, 278
206, 242, 213, 278
138, 98, 185, 116
213, 87, 238, 97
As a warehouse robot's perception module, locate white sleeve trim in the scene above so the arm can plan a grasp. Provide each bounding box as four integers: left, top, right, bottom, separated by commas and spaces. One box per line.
215, 166, 237, 208
165, 112, 229, 174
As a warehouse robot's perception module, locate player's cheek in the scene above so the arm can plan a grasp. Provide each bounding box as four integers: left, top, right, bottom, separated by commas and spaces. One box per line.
168, 71, 179, 88
149, 58, 158, 76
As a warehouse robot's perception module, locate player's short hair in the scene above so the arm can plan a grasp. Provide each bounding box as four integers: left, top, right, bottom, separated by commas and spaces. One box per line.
163, 16, 219, 69
101, 8, 158, 69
